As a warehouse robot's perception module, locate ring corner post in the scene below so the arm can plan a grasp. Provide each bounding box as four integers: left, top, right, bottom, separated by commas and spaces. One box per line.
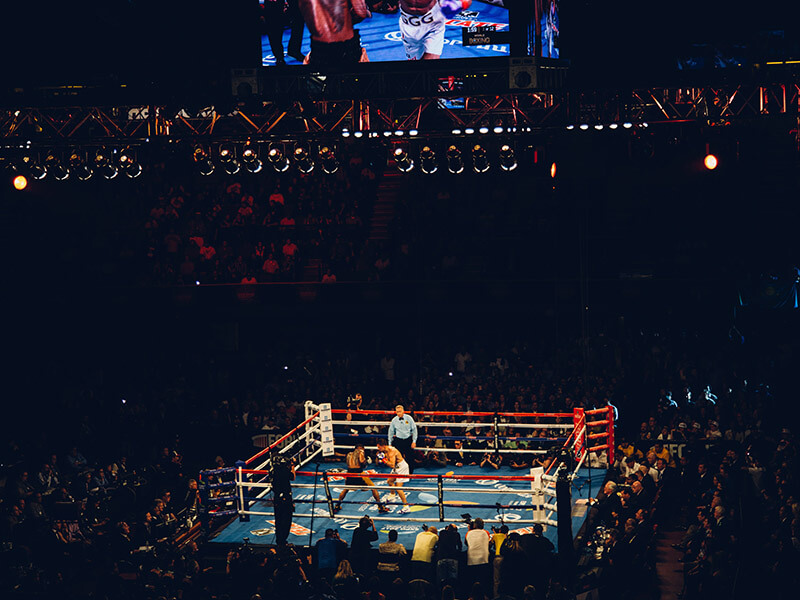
437, 474, 444, 522
607, 405, 615, 464
235, 460, 250, 522
556, 465, 575, 588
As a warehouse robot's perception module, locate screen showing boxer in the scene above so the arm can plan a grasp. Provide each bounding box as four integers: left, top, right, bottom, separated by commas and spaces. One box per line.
260, 0, 510, 66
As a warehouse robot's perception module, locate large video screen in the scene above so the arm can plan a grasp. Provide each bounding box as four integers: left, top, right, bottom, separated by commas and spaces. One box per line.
260, 0, 510, 67
540, 0, 559, 58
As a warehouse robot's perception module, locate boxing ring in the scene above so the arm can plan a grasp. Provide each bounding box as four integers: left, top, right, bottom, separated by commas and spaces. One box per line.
200, 403, 614, 550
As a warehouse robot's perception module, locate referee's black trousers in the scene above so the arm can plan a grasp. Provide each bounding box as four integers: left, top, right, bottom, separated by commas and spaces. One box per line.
392, 436, 415, 473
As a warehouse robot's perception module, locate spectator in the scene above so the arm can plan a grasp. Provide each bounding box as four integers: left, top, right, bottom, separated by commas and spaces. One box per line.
350, 515, 379, 578
377, 529, 407, 580
332, 559, 360, 600
435, 523, 462, 587
315, 528, 347, 580
465, 518, 491, 593
410, 525, 438, 582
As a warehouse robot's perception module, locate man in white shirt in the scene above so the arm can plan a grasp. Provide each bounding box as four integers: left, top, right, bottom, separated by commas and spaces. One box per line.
465, 517, 491, 593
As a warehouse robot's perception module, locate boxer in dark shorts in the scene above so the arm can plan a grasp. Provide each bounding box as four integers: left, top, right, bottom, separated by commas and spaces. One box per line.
297, 0, 372, 66
335, 445, 389, 512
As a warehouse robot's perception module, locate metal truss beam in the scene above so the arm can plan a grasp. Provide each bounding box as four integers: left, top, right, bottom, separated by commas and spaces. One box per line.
2, 83, 798, 146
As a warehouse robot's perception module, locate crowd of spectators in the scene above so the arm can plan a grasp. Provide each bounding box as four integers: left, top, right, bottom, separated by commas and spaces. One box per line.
143, 149, 380, 286
3, 314, 798, 599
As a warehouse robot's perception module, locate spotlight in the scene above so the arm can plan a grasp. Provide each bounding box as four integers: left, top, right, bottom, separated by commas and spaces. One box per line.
579, 124, 590, 130
354, 131, 364, 138
21, 155, 47, 180
499, 144, 517, 172
446, 145, 463, 174
609, 123, 619, 130
267, 146, 289, 172
394, 130, 404, 136
703, 154, 718, 170
69, 150, 93, 181
341, 129, 350, 138
464, 128, 475, 135
294, 145, 314, 174
119, 148, 142, 178
451, 129, 462, 135
493, 126, 504, 134
622, 122, 633, 129
409, 129, 419, 137
420, 146, 438, 174
218, 144, 240, 175
471, 144, 490, 173
46, 153, 69, 181
194, 146, 215, 176
594, 124, 604, 130
319, 145, 339, 174
242, 143, 262, 174
94, 149, 118, 180
382, 131, 393, 138
550, 162, 557, 178
393, 147, 414, 173
13, 175, 28, 190
479, 126, 489, 134
566, 125, 575, 130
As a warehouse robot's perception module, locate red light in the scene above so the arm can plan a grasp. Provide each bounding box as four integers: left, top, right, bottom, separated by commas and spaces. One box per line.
704, 154, 718, 170
13, 175, 28, 190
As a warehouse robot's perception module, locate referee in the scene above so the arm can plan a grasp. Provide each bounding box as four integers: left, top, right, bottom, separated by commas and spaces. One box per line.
388, 404, 417, 473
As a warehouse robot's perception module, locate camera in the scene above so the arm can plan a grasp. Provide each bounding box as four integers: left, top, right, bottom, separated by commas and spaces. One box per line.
422, 524, 428, 531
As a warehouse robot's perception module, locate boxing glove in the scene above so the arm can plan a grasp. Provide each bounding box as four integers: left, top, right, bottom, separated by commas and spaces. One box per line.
440, 0, 471, 18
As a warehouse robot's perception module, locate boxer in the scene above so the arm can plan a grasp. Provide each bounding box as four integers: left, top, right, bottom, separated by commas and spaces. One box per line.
375, 441, 411, 513
398, 0, 472, 60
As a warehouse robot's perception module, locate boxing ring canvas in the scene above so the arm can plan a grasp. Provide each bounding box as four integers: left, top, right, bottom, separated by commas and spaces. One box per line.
262, 2, 510, 66
207, 464, 607, 550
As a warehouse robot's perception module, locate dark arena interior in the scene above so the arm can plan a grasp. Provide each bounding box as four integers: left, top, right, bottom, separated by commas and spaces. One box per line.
1, 2, 800, 599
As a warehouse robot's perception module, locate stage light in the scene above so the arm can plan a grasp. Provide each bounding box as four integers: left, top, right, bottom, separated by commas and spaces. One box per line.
409, 129, 419, 137
623, 122, 633, 129
319, 145, 339, 174
46, 153, 69, 181
464, 128, 475, 135
471, 144, 490, 173
394, 130, 404, 137
69, 150, 93, 181
446, 145, 463, 174
294, 146, 314, 174
550, 162, 557, 178
218, 144, 240, 175
119, 148, 142, 178
13, 175, 27, 190
242, 142, 262, 173
704, 154, 718, 170
393, 147, 414, 173
194, 146, 215, 176
609, 123, 619, 130
479, 126, 489, 134
354, 131, 364, 138
94, 149, 118, 180
267, 146, 289, 172
452, 128, 462, 135
420, 146, 438, 174
566, 125, 575, 130
594, 124, 604, 130
499, 144, 517, 172
21, 155, 47, 180
493, 126, 504, 134
579, 124, 589, 130
341, 129, 350, 138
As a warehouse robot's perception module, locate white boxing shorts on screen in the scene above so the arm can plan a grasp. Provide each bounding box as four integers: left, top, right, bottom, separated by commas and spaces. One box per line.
392, 460, 410, 483
399, 3, 447, 60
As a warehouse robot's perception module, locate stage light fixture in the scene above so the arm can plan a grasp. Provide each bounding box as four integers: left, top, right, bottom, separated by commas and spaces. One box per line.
464, 128, 475, 135
394, 130, 404, 137
609, 123, 619, 130
493, 126, 504, 134
267, 146, 289, 172
341, 129, 351, 138
354, 131, 364, 138
594, 124, 604, 130
499, 144, 517, 172
623, 122, 633, 129
119, 148, 142, 178
319, 145, 339, 174
420, 146, 438, 174
566, 125, 575, 130
193, 146, 215, 176
242, 143, 263, 174
218, 144, 240, 175
409, 129, 419, 137
393, 147, 414, 173
704, 154, 718, 170
446, 145, 463, 174
94, 149, 118, 180
579, 124, 589, 130
22, 155, 47, 180
13, 175, 28, 190
471, 144, 490, 173
46, 153, 69, 181
294, 146, 314, 174
550, 162, 557, 178
479, 126, 489, 134
69, 150, 93, 181
452, 129, 462, 135
383, 131, 393, 138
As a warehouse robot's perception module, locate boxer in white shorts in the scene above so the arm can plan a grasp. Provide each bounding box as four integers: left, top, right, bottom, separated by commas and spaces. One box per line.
398, 0, 471, 60
376, 440, 411, 513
